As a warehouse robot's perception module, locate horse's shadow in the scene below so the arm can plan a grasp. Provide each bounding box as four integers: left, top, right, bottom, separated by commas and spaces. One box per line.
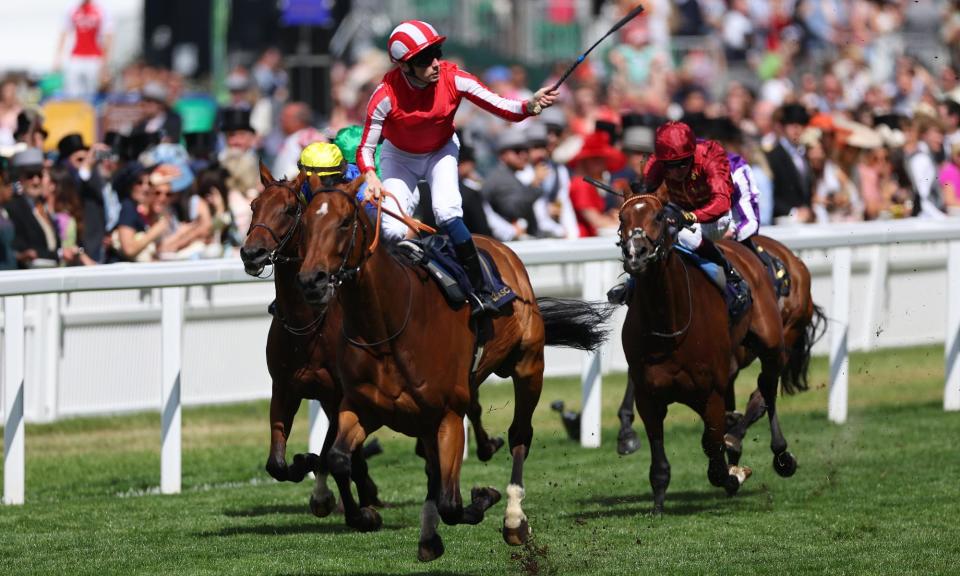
201, 522, 404, 537
276, 572, 474, 576
568, 488, 759, 518
222, 498, 422, 518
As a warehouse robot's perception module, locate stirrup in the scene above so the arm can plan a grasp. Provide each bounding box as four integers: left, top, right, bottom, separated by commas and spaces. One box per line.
469, 290, 501, 317
396, 239, 424, 264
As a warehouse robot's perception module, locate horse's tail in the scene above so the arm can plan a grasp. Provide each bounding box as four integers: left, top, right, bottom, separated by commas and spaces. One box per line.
781, 302, 827, 394
537, 297, 616, 351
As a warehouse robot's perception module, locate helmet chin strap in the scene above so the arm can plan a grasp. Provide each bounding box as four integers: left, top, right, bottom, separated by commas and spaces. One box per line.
400, 64, 431, 89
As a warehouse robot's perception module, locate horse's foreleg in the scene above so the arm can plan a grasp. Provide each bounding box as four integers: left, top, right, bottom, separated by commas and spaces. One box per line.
636, 391, 670, 514
702, 391, 744, 496
502, 362, 543, 546
308, 402, 338, 518
266, 378, 301, 482
724, 388, 766, 466
467, 384, 505, 462
759, 351, 797, 477
617, 376, 640, 456
417, 436, 444, 562
328, 407, 382, 532
435, 410, 466, 526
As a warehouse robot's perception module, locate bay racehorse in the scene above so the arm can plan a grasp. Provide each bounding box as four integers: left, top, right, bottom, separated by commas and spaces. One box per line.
614, 234, 825, 465
297, 181, 613, 561
618, 193, 790, 513
240, 164, 384, 517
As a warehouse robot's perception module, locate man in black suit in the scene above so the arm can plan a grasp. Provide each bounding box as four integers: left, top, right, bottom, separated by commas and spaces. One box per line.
5, 148, 61, 268
133, 81, 182, 143
765, 103, 815, 223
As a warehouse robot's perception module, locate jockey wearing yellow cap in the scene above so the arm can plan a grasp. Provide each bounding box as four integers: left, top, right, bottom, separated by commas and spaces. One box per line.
298, 142, 348, 204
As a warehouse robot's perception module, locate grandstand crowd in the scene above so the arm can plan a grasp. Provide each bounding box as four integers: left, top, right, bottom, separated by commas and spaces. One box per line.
1, 0, 959, 270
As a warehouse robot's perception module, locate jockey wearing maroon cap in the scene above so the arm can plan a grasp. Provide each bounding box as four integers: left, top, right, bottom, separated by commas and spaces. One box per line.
609, 121, 749, 314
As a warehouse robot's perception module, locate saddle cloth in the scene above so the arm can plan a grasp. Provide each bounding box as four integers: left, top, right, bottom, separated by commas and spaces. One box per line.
674, 245, 752, 319
400, 235, 517, 311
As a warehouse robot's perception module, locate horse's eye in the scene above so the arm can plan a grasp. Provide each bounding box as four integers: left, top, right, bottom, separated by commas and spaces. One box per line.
285, 205, 298, 216
338, 219, 352, 230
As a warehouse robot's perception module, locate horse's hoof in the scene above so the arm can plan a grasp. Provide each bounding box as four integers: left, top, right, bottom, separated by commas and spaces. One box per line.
652, 504, 664, 516
471, 486, 502, 510
417, 533, 445, 562
476, 436, 505, 462
265, 459, 288, 482
357, 506, 383, 532
724, 434, 743, 465
617, 429, 640, 456
502, 519, 530, 546
724, 474, 741, 496
287, 453, 314, 483
309, 491, 336, 518
773, 451, 797, 477
362, 438, 383, 459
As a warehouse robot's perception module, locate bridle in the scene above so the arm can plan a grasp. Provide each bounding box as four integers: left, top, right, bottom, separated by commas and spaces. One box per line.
313, 187, 372, 287
617, 194, 692, 339
248, 181, 304, 276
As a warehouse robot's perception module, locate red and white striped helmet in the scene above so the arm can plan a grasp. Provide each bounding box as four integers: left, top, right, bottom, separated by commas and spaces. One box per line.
387, 20, 446, 63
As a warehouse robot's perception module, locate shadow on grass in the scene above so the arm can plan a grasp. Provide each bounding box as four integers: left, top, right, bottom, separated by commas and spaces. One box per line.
223, 498, 422, 518
276, 573, 475, 576
200, 521, 404, 537
567, 488, 763, 518
578, 489, 721, 507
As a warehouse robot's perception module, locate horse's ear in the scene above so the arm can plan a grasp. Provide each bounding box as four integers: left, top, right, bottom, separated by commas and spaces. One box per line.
292, 170, 306, 191
626, 179, 645, 200
259, 161, 275, 187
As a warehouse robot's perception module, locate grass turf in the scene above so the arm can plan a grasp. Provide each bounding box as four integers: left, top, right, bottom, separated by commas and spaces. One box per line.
1, 346, 958, 575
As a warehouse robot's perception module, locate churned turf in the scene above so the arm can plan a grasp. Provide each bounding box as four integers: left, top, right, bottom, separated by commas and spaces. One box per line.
1, 345, 958, 575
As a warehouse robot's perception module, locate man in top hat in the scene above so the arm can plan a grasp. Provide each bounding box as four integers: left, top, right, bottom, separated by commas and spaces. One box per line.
481, 128, 542, 238
184, 131, 217, 173
57, 132, 119, 262
12, 110, 48, 151
765, 103, 814, 222
133, 82, 182, 143
219, 107, 257, 154
6, 148, 62, 268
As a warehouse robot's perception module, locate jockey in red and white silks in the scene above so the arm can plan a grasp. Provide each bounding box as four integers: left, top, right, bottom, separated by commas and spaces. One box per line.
358, 20, 557, 315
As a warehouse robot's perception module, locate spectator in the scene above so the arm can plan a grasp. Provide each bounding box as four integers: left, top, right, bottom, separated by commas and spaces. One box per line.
568, 131, 624, 238
194, 167, 240, 253
455, 143, 495, 238
149, 165, 200, 259
6, 149, 61, 268
272, 102, 325, 179
517, 122, 578, 239
57, 133, 118, 262
133, 82, 182, 143
48, 166, 97, 265
766, 103, 815, 223
111, 164, 166, 262
12, 110, 48, 151
941, 98, 960, 159
940, 140, 960, 214
482, 129, 541, 238
0, 78, 22, 147
54, 0, 112, 99
904, 113, 947, 219
0, 169, 16, 270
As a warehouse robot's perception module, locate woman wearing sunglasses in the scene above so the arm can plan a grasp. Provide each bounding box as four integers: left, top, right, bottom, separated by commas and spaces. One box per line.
358, 20, 558, 315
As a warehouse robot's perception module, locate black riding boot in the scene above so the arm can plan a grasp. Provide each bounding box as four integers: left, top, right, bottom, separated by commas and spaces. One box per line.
696, 239, 750, 318
453, 238, 500, 317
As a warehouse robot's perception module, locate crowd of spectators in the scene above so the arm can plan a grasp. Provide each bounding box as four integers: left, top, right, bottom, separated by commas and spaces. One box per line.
2, 0, 960, 271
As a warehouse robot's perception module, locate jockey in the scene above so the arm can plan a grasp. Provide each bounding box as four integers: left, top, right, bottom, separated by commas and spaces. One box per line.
298, 142, 348, 203
358, 20, 558, 316
609, 121, 749, 316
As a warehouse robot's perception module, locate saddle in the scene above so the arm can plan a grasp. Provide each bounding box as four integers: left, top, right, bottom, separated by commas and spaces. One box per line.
395, 235, 517, 313
675, 246, 752, 320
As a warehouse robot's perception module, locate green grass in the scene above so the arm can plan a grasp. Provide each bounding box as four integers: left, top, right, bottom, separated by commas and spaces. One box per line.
1, 346, 958, 575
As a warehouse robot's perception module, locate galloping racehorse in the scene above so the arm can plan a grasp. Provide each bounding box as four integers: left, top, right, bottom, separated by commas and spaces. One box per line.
240, 164, 383, 516
618, 193, 791, 513
296, 180, 612, 561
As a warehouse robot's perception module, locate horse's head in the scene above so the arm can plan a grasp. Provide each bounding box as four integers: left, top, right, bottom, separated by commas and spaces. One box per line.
617, 194, 681, 276
240, 162, 306, 276
297, 176, 369, 306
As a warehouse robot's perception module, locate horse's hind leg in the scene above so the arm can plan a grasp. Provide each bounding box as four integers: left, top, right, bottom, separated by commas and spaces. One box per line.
724, 388, 767, 466
328, 407, 382, 532
758, 350, 797, 477
702, 391, 743, 496
467, 384, 505, 462
351, 445, 384, 508
617, 376, 640, 456
636, 392, 670, 514
417, 435, 445, 562
502, 357, 544, 546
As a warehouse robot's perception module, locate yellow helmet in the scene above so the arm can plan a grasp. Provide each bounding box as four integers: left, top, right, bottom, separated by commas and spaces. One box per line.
298, 142, 344, 177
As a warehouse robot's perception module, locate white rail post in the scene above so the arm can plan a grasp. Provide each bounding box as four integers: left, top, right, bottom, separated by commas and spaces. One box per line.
161, 287, 183, 494
863, 245, 888, 350
945, 241, 960, 411
829, 248, 851, 424
3, 296, 25, 505
463, 417, 470, 461
307, 400, 329, 457
580, 261, 604, 448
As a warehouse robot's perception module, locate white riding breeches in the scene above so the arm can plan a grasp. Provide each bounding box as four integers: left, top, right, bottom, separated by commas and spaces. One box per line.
677, 220, 722, 251
377, 135, 463, 242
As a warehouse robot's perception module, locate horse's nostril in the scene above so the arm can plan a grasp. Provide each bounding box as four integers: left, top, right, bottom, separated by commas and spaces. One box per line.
241, 246, 267, 261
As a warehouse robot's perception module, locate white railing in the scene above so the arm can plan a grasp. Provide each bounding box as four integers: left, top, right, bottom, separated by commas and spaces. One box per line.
3, 219, 960, 505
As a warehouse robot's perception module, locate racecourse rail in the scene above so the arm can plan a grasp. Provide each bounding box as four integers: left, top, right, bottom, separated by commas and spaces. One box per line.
2, 219, 959, 505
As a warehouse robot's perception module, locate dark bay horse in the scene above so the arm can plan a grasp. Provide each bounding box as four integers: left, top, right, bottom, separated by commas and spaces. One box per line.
240, 164, 383, 516
618, 194, 790, 513
296, 183, 612, 561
